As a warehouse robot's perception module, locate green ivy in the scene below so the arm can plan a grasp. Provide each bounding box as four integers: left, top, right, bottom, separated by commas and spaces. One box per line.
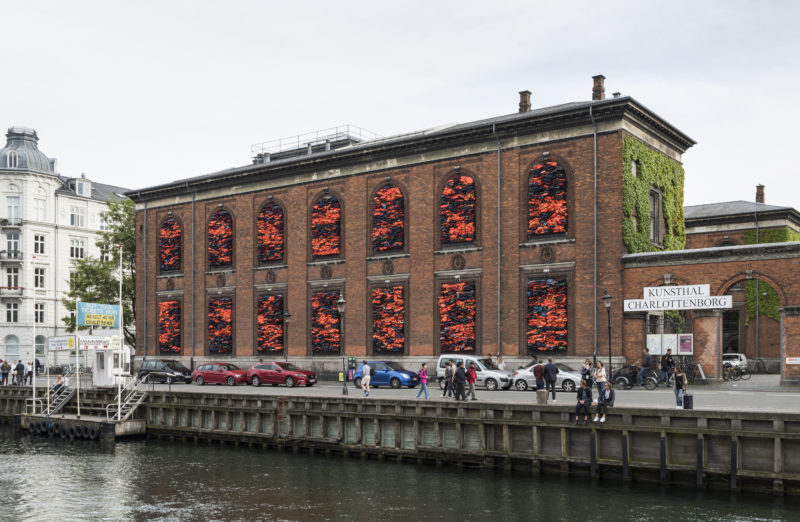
742, 226, 799, 323
663, 309, 686, 333
622, 137, 685, 253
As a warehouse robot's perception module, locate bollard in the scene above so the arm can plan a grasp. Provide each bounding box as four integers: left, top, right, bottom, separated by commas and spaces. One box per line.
536, 390, 549, 405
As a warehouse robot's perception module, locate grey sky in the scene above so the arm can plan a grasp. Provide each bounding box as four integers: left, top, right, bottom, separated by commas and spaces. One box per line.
3, 0, 798, 206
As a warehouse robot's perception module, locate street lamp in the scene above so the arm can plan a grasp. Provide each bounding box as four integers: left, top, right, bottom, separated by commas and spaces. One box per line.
336, 294, 348, 396
282, 310, 291, 363
602, 290, 613, 385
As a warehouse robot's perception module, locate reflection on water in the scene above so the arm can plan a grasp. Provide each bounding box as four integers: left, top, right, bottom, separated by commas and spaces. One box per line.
0, 424, 795, 521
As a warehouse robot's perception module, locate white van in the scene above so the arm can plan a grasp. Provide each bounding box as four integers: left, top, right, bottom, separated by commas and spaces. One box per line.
435, 354, 514, 391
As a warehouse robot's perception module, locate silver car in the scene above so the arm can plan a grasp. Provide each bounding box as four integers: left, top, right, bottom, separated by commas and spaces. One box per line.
436, 354, 514, 391
511, 362, 582, 392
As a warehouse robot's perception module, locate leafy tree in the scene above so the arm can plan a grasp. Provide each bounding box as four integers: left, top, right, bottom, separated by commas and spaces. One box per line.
62, 198, 136, 347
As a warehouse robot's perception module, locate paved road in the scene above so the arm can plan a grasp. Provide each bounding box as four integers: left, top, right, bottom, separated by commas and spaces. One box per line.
144, 376, 800, 413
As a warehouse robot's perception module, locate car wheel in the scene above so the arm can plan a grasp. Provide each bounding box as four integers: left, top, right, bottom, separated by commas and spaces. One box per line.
166, 376, 174, 385
353, 377, 362, 389
485, 378, 498, 391
614, 376, 629, 389
562, 380, 576, 392
227, 376, 235, 386
195, 376, 204, 385
515, 379, 528, 391
251, 376, 261, 387
390, 377, 401, 389
285, 376, 295, 388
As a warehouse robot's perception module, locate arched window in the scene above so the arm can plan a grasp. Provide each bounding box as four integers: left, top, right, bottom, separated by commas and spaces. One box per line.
438, 282, 476, 353
159, 217, 182, 272
158, 301, 181, 353
440, 175, 476, 244
208, 209, 233, 268
257, 203, 285, 264
311, 196, 341, 257
372, 184, 404, 253
257, 294, 284, 353
372, 285, 405, 352
6, 150, 18, 168
311, 289, 341, 353
528, 161, 567, 236
35, 335, 46, 356
4, 335, 19, 356
526, 278, 568, 352
208, 296, 233, 353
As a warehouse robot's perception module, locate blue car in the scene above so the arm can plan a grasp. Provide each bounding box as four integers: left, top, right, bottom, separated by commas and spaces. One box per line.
353, 361, 419, 389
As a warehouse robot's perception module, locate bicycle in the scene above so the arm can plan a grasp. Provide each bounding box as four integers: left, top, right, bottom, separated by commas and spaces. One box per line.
722, 363, 740, 381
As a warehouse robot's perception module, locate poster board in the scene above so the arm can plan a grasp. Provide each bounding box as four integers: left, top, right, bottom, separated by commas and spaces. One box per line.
678, 334, 694, 355
646, 335, 662, 355
662, 334, 678, 355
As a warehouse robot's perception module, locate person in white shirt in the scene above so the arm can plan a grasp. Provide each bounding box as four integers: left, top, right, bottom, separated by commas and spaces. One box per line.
361, 361, 371, 397
25, 362, 33, 385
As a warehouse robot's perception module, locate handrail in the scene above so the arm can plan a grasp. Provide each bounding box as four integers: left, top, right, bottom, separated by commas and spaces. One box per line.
26, 398, 43, 414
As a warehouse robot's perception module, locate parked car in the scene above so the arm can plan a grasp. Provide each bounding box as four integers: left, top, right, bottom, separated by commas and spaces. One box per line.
138, 359, 192, 384
247, 362, 317, 387
435, 354, 514, 391
723, 353, 748, 369
192, 363, 248, 386
353, 361, 419, 389
511, 362, 582, 392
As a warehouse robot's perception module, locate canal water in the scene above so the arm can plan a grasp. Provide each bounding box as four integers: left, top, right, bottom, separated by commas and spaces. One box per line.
0, 425, 795, 521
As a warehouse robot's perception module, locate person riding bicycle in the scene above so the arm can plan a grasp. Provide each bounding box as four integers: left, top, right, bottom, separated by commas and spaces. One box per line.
637, 348, 652, 387
656, 348, 674, 387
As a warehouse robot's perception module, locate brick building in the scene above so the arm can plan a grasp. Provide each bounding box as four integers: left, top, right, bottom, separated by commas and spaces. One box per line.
130, 76, 695, 372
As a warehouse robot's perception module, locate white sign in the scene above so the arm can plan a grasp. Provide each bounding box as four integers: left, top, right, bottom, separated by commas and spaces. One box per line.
647, 334, 662, 355
624, 295, 732, 312
786, 357, 800, 365
78, 336, 111, 350
110, 335, 121, 349
48, 336, 74, 351
643, 284, 710, 298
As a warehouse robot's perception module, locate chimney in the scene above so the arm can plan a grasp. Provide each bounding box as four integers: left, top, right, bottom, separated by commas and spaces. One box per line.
756, 184, 765, 204
518, 90, 531, 113
592, 75, 606, 101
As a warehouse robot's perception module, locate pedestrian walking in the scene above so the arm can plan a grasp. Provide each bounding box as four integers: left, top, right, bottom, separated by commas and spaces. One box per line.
453, 362, 467, 401
25, 361, 33, 385
441, 361, 453, 397
657, 348, 674, 387
637, 348, 652, 386
465, 362, 478, 400
544, 357, 559, 401
574, 380, 592, 425
594, 381, 615, 423
673, 365, 687, 408
593, 360, 606, 398
416, 363, 430, 399
360, 360, 371, 397
533, 360, 545, 391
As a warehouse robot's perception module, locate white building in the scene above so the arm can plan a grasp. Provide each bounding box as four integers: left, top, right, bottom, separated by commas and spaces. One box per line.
0, 127, 128, 363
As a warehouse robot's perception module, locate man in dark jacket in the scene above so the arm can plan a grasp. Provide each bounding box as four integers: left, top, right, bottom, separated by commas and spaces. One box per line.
441, 361, 453, 398
637, 348, 652, 386
453, 362, 467, 401
657, 348, 674, 387
544, 358, 559, 401
15, 360, 25, 385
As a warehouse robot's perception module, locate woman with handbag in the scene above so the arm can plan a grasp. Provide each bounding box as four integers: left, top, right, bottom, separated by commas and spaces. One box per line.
673, 365, 686, 408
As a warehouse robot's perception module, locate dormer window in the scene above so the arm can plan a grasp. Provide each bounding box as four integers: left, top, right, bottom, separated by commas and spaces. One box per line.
76, 180, 91, 197
5, 151, 18, 168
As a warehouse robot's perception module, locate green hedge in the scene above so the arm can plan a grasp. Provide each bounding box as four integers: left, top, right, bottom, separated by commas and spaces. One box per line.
742, 227, 800, 323
622, 137, 685, 253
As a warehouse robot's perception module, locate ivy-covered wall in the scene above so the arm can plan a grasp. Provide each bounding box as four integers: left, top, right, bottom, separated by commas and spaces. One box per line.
742, 227, 800, 324
622, 136, 686, 253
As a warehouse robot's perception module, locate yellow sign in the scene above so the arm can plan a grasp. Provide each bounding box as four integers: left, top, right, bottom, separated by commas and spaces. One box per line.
68, 337, 74, 348
84, 313, 116, 327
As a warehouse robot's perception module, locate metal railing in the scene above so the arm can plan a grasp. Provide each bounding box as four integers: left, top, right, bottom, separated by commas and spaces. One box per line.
251, 124, 380, 161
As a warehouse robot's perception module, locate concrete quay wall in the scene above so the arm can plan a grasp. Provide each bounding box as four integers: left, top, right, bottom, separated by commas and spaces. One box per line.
3, 388, 800, 495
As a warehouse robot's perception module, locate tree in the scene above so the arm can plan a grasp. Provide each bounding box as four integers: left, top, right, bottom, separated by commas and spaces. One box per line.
62, 198, 136, 347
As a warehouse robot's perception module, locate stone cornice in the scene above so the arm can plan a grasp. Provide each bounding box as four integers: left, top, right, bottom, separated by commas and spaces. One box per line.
622, 242, 800, 268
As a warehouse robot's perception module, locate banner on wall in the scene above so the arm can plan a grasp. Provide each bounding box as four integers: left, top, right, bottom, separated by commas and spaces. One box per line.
77, 302, 120, 328
48, 336, 74, 351
624, 284, 731, 312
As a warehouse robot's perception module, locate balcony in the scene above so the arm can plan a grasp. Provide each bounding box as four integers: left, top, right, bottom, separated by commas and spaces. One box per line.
0, 250, 23, 264
0, 218, 22, 230
0, 286, 23, 300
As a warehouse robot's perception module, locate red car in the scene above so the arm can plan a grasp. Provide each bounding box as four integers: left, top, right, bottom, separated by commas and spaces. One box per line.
192, 363, 248, 386
247, 362, 317, 387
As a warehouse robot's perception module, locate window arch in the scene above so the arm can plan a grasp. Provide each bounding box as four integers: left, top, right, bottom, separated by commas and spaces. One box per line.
526, 278, 568, 352
372, 184, 404, 253
311, 196, 341, 257
159, 217, 182, 272
6, 150, 18, 168
528, 161, 567, 236
4, 335, 19, 355
257, 294, 284, 353
158, 300, 181, 354
440, 175, 476, 245
257, 202, 285, 264
207, 208, 233, 268
438, 281, 476, 353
